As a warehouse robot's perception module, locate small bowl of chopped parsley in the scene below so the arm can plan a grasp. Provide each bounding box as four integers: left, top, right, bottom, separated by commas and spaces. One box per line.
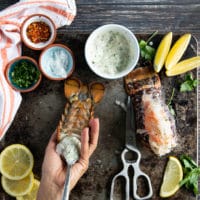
5, 56, 42, 92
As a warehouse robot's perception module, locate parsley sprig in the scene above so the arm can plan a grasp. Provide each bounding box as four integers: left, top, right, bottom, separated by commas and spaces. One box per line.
139, 31, 158, 61
180, 73, 198, 92
179, 155, 200, 195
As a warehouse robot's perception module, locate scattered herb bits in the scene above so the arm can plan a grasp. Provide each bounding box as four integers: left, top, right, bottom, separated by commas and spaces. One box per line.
179, 155, 200, 195
180, 73, 198, 92
11, 60, 40, 88
139, 31, 157, 61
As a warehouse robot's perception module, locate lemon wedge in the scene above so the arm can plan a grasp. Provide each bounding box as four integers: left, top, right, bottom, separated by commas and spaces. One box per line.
160, 156, 183, 198
16, 179, 40, 200
1, 172, 34, 197
165, 33, 191, 70
153, 32, 172, 72
0, 144, 34, 180
166, 56, 200, 76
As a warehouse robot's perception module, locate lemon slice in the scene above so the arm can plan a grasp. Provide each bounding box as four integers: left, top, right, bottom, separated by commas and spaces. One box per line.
160, 156, 183, 198
0, 144, 34, 180
16, 179, 40, 200
166, 56, 200, 76
1, 172, 34, 197
153, 32, 172, 72
165, 33, 191, 70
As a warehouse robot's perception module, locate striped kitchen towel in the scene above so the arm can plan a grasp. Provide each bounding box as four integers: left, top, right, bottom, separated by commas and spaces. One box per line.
0, 0, 76, 140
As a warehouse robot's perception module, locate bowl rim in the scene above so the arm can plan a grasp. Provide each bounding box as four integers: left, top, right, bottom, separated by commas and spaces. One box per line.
84, 23, 140, 79
5, 56, 42, 93
39, 43, 75, 81
21, 14, 57, 51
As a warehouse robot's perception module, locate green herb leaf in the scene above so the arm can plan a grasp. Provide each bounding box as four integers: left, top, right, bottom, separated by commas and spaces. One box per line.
180, 73, 198, 92
139, 31, 157, 61
179, 155, 200, 195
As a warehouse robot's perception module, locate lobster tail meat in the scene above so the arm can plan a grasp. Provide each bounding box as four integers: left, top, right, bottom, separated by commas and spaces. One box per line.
56, 77, 105, 164
125, 67, 177, 156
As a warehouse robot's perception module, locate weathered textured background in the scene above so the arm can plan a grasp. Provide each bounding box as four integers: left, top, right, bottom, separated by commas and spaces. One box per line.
0, 1, 200, 200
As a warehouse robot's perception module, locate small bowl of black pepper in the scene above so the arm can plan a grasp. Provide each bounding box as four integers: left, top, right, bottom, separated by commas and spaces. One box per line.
21, 14, 56, 50
5, 56, 42, 93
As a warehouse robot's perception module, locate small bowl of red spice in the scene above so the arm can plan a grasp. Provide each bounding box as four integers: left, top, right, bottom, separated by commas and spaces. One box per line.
21, 14, 56, 50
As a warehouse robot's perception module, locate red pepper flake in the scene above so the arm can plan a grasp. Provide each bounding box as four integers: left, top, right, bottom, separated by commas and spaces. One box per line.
26, 21, 51, 43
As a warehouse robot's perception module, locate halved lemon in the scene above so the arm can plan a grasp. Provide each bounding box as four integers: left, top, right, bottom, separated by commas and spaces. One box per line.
160, 156, 183, 198
16, 179, 40, 200
0, 144, 34, 180
1, 172, 34, 197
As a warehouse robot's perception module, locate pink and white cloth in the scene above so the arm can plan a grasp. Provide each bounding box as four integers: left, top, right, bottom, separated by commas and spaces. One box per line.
0, 0, 76, 140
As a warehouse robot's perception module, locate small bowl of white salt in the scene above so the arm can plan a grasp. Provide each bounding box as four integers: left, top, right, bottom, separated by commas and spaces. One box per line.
39, 44, 75, 80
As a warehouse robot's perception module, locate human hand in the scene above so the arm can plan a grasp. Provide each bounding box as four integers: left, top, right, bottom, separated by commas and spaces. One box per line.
37, 118, 99, 200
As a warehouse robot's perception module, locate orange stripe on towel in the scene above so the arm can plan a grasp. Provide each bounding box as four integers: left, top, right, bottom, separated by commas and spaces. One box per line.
0, 78, 7, 135
0, 10, 23, 20
40, 5, 75, 21
0, 20, 21, 28
0, 37, 15, 135
2, 37, 12, 71
0, 76, 15, 137
0, 89, 15, 137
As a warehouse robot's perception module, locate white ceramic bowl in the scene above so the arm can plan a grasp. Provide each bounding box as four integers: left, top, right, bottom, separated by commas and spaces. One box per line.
85, 24, 140, 79
21, 14, 56, 50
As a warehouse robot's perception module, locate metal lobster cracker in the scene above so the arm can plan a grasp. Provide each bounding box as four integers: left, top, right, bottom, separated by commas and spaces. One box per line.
110, 96, 153, 200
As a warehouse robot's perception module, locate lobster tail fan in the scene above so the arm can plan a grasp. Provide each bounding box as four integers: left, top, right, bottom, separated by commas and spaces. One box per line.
89, 82, 105, 104
64, 77, 82, 101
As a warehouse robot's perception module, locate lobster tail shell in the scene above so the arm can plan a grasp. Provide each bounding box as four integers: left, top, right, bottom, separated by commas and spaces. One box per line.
57, 100, 94, 141
89, 82, 105, 104
57, 77, 105, 142
64, 77, 81, 102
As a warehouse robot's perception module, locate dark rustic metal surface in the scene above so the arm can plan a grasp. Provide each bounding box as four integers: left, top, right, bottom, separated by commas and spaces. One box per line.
0, 1, 200, 200
0, 33, 198, 200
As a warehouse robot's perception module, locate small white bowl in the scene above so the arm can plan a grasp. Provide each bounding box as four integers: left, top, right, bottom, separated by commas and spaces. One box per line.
21, 14, 56, 50
85, 24, 140, 79
39, 44, 75, 80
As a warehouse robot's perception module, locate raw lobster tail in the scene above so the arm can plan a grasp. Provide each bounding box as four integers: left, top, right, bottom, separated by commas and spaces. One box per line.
125, 67, 177, 156
56, 77, 105, 163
